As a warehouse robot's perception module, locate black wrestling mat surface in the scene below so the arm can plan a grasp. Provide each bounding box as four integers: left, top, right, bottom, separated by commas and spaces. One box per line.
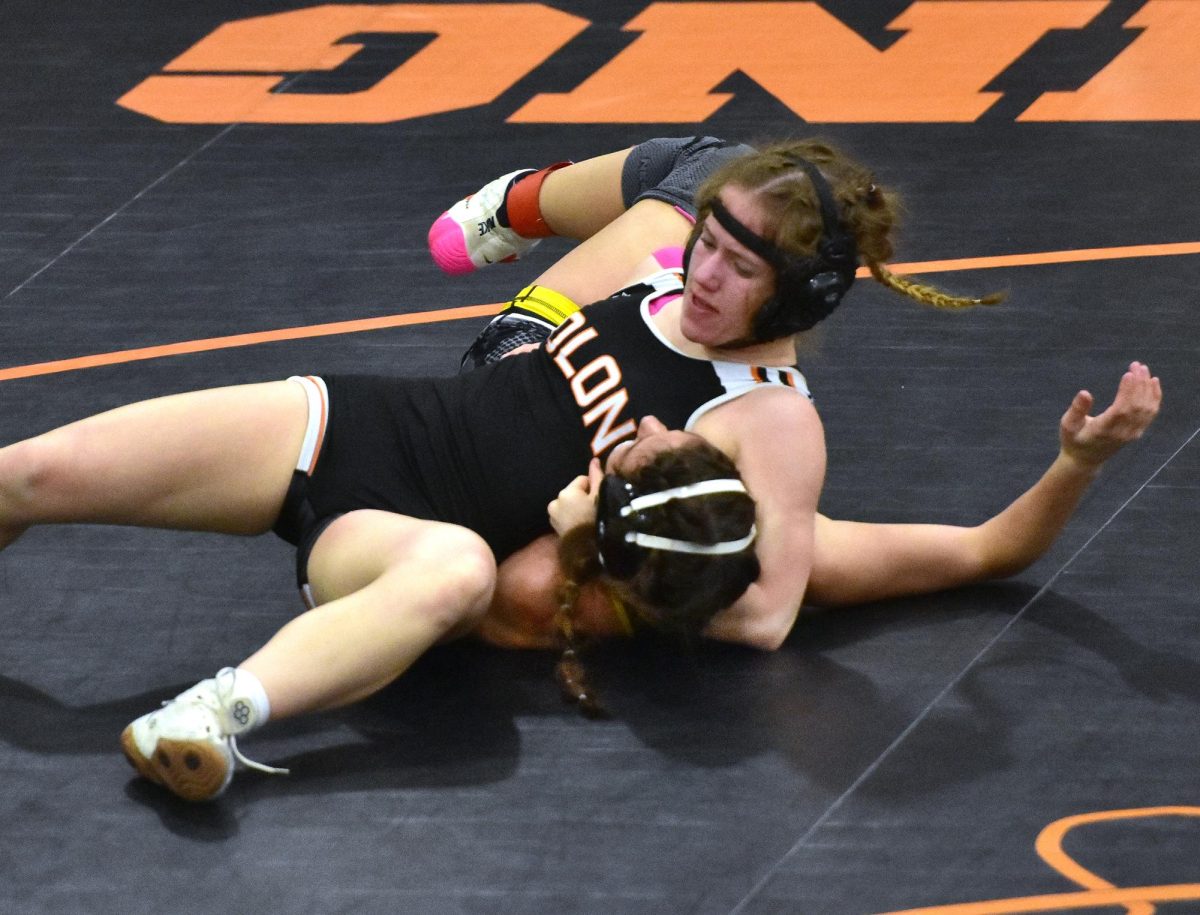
2, 1, 1198, 912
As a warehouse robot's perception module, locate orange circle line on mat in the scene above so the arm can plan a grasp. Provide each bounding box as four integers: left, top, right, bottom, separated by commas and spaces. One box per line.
874, 806, 1200, 915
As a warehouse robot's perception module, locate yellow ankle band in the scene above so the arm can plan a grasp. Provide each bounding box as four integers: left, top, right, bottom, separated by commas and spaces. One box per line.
507, 284, 580, 326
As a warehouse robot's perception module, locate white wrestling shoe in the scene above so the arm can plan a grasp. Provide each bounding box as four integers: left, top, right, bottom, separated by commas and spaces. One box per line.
120, 668, 287, 802
428, 169, 541, 275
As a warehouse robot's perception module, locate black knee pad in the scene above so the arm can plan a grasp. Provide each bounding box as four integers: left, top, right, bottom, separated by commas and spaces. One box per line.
620, 136, 755, 216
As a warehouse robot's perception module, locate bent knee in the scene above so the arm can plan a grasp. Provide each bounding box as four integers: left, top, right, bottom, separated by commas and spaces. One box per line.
387, 525, 497, 629
429, 528, 497, 610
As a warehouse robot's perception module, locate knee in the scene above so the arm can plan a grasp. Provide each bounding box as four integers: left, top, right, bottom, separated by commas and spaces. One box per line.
404, 526, 497, 630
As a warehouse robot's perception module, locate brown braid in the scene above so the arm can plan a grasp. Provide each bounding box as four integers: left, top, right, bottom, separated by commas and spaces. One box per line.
551, 439, 759, 718
553, 536, 609, 719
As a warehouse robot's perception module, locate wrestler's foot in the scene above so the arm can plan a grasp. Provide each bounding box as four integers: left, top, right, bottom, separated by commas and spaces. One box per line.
459, 285, 579, 371
120, 668, 286, 802
428, 169, 540, 275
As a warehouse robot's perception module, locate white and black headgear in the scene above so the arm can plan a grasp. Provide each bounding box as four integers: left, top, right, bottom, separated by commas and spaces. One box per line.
595, 476, 758, 580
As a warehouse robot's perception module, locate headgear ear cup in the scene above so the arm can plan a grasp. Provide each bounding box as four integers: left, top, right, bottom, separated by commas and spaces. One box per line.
595, 475, 758, 581
596, 475, 644, 579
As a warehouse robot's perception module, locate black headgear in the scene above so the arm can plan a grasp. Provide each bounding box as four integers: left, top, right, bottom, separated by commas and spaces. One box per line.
683, 156, 858, 341
595, 475, 758, 580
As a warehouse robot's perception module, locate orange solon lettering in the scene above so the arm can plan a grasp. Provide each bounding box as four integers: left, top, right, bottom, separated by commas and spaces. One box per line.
583, 390, 636, 456
550, 326, 598, 379
510, 1, 1107, 123
544, 310, 587, 357
569, 355, 622, 407
117, 4, 588, 124
1021, 0, 1200, 121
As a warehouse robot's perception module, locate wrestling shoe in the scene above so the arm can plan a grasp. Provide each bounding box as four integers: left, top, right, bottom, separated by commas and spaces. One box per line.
459, 284, 580, 371
460, 311, 555, 371
428, 169, 540, 275
120, 668, 287, 802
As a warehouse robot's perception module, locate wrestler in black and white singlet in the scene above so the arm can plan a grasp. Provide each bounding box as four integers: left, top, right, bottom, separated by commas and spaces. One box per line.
294, 271, 810, 563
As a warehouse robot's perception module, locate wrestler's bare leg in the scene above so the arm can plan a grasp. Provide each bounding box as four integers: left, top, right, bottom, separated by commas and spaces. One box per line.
534, 148, 633, 240
240, 509, 496, 718
0, 382, 307, 542
530, 197, 694, 306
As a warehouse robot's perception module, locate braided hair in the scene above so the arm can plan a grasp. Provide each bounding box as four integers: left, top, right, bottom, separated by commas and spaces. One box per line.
553, 439, 759, 716
691, 139, 1002, 333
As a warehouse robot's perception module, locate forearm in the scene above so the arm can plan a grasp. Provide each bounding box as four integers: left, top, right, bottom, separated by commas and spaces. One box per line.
972, 450, 1100, 578
803, 451, 1100, 609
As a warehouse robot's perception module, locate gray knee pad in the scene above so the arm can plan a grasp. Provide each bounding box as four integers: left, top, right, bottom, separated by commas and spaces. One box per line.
620, 136, 756, 217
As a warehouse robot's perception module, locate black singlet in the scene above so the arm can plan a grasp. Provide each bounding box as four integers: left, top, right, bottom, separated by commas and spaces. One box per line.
298, 272, 809, 563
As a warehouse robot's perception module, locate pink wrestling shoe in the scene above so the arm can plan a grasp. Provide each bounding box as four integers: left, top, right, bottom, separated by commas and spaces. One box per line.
428, 169, 540, 275
120, 668, 286, 801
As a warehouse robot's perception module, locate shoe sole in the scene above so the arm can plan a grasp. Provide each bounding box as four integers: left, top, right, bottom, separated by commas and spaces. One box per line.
120, 725, 231, 802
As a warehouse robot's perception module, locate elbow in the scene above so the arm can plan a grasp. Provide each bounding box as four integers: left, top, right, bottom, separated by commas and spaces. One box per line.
956, 523, 1033, 584
747, 626, 789, 652
971, 524, 1038, 581
704, 611, 792, 651
729, 613, 793, 651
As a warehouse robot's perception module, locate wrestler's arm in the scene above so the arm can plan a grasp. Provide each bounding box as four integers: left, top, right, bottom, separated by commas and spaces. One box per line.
696, 388, 826, 650
805, 362, 1162, 607
484, 388, 825, 651
482, 365, 1160, 646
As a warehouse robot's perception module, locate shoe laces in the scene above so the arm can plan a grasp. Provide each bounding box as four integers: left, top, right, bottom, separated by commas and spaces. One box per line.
167, 668, 290, 777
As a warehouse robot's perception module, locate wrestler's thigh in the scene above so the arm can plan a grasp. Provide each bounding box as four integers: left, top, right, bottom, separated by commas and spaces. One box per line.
1, 381, 308, 534
532, 199, 693, 304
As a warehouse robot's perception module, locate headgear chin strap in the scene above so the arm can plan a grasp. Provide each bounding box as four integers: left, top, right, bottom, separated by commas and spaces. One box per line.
596, 477, 758, 580
684, 156, 859, 341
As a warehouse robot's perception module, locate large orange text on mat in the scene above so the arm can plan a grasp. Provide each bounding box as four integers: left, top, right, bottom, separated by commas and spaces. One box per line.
117, 1, 1200, 124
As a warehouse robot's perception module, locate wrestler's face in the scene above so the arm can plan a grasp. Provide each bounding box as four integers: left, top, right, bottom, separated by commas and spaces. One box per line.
681, 185, 777, 348
605, 416, 701, 475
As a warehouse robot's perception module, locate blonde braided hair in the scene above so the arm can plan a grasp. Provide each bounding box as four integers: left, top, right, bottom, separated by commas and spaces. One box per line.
869, 261, 1005, 310
696, 139, 1005, 316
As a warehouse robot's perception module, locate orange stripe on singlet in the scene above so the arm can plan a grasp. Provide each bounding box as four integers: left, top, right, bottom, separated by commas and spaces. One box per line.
302, 375, 328, 476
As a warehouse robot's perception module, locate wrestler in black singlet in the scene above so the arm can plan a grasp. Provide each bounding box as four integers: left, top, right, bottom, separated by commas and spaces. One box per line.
287, 272, 809, 566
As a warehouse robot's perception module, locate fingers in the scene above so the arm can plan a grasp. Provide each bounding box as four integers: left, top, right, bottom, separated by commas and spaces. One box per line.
1109, 361, 1161, 434
1060, 390, 1092, 437
1059, 362, 1161, 466
1123, 361, 1163, 417
587, 457, 604, 492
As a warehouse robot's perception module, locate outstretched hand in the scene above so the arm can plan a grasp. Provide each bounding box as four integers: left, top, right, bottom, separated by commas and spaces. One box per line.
1060, 361, 1162, 468
547, 458, 605, 536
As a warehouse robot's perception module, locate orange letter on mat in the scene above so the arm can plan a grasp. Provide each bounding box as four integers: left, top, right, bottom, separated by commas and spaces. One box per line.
512, 1, 1106, 123
118, 4, 587, 123
1022, 0, 1200, 121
